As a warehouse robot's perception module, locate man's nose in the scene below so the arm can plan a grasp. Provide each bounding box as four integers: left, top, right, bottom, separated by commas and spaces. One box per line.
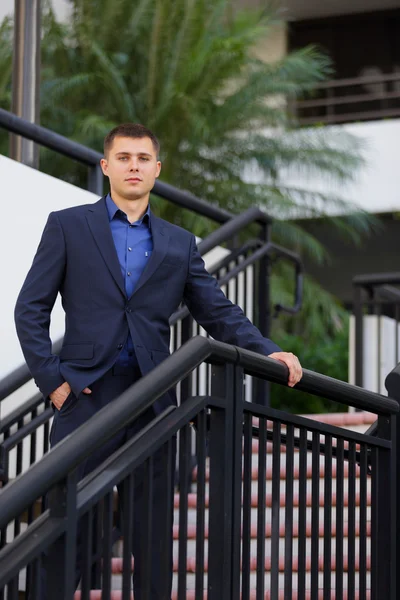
129, 160, 139, 171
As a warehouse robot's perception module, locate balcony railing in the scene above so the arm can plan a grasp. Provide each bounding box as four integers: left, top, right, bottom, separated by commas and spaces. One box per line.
295, 72, 400, 125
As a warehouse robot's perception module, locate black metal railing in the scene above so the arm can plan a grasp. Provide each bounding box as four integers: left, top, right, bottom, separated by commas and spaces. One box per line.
295, 72, 400, 126
0, 107, 265, 227
353, 272, 400, 393
0, 336, 398, 599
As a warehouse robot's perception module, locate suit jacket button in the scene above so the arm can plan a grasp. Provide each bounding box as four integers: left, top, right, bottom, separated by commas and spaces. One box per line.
117, 344, 123, 349
126, 307, 132, 313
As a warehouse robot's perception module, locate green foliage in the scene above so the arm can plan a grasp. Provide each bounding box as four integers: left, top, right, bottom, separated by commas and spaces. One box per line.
0, 0, 372, 247
270, 315, 350, 414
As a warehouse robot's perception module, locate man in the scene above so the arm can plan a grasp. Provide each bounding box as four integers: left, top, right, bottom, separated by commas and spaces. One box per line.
15, 123, 302, 599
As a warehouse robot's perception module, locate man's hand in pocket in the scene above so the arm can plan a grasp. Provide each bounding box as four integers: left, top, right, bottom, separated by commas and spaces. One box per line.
50, 382, 91, 410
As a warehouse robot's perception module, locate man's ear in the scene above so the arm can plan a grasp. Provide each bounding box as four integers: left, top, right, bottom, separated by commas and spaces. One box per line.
100, 158, 108, 176
156, 161, 162, 178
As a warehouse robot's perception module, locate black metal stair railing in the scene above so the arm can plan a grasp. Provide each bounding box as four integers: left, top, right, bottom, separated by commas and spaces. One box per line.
0, 337, 398, 599
353, 272, 400, 392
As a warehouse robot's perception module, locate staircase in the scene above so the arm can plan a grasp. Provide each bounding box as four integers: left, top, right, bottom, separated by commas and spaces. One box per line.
73, 411, 375, 599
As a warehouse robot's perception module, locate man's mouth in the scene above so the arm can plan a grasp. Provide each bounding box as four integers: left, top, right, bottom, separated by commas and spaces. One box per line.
126, 177, 142, 182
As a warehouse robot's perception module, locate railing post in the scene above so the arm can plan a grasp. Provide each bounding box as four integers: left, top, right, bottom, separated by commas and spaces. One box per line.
385, 365, 400, 598
370, 414, 397, 599
354, 283, 364, 388
87, 164, 104, 196
46, 470, 79, 600
208, 362, 243, 600
254, 221, 271, 406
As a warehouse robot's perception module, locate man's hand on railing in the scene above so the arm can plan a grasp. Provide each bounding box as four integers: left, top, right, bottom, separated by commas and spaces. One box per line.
268, 352, 303, 387
50, 382, 92, 410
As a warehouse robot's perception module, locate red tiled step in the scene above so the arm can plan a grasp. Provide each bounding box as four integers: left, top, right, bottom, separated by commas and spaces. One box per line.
174, 490, 371, 509
74, 594, 133, 599
109, 554, 371, 575
173, 519, 371, 540
177, 554, 371, 574
304, 412, 376, 427
252, 412, 376, 429
75, 590, 371, 599
193, 460, 359, 483
253, 439, 369, 454
180, 591, 371, 600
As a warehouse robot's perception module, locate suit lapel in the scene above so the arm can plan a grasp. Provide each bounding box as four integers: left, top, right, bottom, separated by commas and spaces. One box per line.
129, 213, 170, 298
86, 198, 126, 297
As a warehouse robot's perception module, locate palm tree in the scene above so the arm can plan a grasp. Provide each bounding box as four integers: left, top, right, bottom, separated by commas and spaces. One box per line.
35, 0, 368, 241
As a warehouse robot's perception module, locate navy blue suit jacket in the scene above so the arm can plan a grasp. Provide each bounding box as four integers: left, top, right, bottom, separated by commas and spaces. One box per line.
15, 197, 281, 413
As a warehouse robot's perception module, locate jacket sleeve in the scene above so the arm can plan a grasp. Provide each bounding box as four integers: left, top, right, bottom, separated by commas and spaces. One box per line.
183, 235, 281, 356
14, 212, 66, 398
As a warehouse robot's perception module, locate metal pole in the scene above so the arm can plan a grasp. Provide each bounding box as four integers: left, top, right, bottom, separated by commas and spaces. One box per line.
354, 284, 364, 388
253, 221, 271, 406
10, 0, 41, 167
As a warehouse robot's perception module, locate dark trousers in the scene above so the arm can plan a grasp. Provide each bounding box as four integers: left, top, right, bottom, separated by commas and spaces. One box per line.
38, 364, 175, 600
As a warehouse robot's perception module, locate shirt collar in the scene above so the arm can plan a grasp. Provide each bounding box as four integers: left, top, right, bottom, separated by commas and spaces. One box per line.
106, 193, 151, 228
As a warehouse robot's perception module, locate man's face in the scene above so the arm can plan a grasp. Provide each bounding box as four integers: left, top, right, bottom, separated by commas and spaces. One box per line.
100, 136, 161, 202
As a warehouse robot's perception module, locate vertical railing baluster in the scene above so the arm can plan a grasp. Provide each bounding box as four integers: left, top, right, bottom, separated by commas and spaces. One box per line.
241, 413, 252, 600
370, 446, 378, 600
47, 470, 78, 600
178, 424, 190, 600
311, 432, 320, 599
195, 412, 207, 600
323, 435, 332, 600
80, 507, 94, 600
284, 424, 294, 600
335, 438, 344, 600
297, 428, 307, 600
101, 491, 113, 600
270, 421, 281, 599
376, 301, 382, 393
256, 417, 267, 600
92, 501, 103, 588
141, 457, 153, 600
30, 556, 42, 600
159, 439, 175, 599
121, 473, 134, 600
347, 441, 356, 600
358, 444, 368, 600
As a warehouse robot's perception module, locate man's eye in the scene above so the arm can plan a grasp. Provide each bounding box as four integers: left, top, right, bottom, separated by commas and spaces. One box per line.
140, 157, 149, 161
119, 157, 128, 160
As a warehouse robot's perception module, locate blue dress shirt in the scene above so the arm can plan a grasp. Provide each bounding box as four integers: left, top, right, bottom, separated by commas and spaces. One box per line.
106, 194, 153, 367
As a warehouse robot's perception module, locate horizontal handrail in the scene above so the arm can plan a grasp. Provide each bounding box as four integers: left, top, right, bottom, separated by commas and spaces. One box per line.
353, 272, 400, 287
0, 339, 63, 402
196, 207, 271, 255
0, 392, 44, 435
170, 241, 303, 324
0, 335, 397, 528
0, 108, 264, 226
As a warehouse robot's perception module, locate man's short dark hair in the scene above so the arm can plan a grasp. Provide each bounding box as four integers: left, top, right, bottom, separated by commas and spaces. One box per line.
104, 123, 160, 157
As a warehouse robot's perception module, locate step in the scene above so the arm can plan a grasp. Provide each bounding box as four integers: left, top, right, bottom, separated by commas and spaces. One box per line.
108, 554, 371, 575
109, 571, 371, 592
74, 591, 371, 599
173, 489, 371, 509
172, 518, 372, 540
174, 505, 371, 527
193, 459, 359, 483
191, 476, 371, 498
